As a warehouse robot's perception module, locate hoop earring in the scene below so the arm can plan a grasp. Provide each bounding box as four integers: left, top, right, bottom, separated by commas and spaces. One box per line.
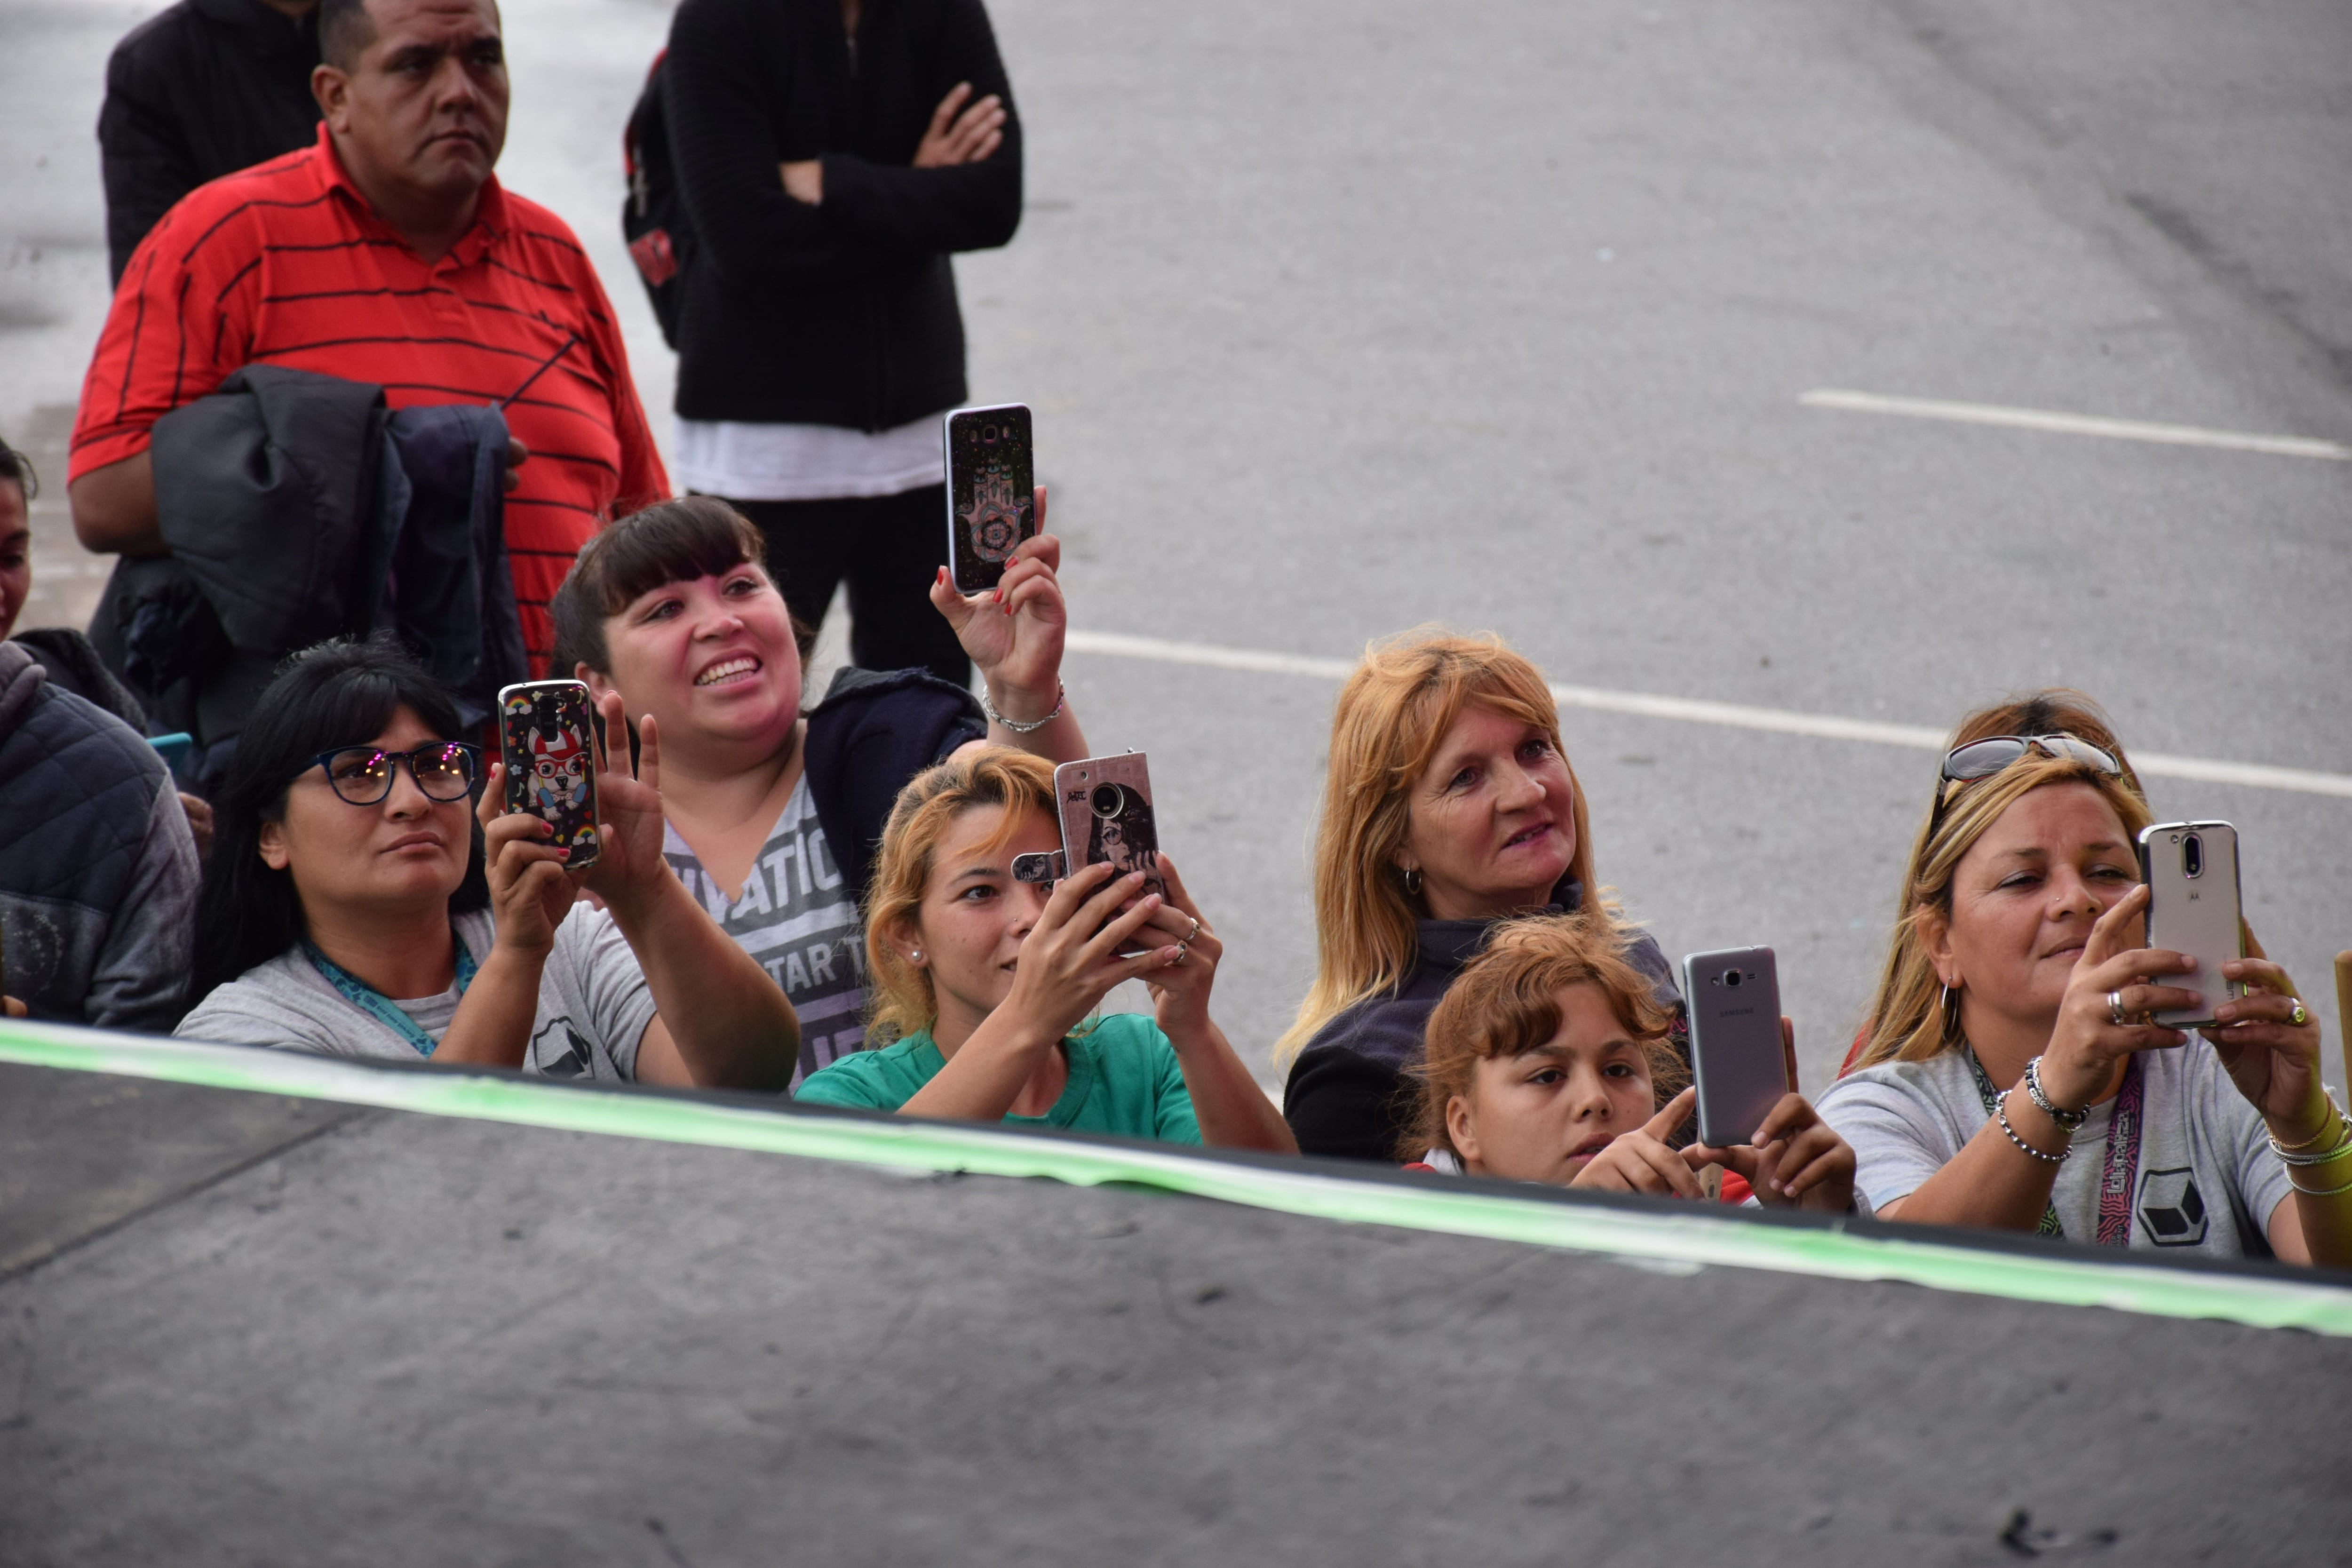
1403, 867, 1422, 897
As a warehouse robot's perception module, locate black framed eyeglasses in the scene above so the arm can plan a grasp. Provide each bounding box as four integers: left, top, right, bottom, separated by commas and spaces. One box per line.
309, 742, 483, 805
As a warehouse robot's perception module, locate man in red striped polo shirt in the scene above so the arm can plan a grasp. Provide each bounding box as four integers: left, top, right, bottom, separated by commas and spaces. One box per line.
69, 0, 667, 670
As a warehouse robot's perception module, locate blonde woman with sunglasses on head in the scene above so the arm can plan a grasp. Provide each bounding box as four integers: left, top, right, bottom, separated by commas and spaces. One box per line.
1818, 692, 2349, 1265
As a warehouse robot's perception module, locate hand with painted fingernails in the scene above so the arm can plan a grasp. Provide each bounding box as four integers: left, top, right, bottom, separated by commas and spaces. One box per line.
477, 761, 580, 960
929, 491, 1067, 728
1136, 852, 1220, 1028
999, 859, 1171, 1046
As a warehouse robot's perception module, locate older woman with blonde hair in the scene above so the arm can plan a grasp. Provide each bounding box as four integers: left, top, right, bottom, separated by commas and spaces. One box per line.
1818, 692, 2350, 1264
1279, 628, 1682, 1162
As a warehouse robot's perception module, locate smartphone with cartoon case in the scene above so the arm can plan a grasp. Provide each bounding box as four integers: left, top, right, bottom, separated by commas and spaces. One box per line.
943, 403, 1036, 593
2137, 821, 2244, 1028
497, 679, 601, 869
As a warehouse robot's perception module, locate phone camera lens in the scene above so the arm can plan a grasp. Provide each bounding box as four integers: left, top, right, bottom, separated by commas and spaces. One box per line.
1722, 968, 1742, 988
2183, 833, 2203, 879
1090, 782, 1125, 819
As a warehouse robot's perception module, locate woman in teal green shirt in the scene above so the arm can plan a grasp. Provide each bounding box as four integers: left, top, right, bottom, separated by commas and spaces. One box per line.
795, 749, 1295, 1153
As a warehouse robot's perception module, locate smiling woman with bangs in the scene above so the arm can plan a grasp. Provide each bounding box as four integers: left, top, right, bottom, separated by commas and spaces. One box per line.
549, 495, 1089, 1089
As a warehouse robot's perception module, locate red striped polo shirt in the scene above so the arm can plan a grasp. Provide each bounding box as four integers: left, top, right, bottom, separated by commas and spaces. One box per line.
72, 123, 669, 668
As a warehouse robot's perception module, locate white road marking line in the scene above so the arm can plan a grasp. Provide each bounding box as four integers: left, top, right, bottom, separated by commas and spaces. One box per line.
1799, 389, 2351, 462
1063, 629, 2352, 800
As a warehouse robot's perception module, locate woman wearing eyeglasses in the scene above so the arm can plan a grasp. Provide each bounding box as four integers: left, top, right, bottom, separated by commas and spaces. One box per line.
176, 638, 798, 1090
1817, 692, 2348, 1265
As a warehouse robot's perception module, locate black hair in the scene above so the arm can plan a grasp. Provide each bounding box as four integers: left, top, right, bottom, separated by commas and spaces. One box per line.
318, 0, 377, 70
549, 495, 814, 678
191, 637, 488, 1003
0, 437, 35, 505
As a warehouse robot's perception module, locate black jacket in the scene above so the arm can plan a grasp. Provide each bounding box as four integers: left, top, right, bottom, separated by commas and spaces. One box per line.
803, 664, 986, 902
91, 366, 524, 783
99, 0, 321, 284
662, 0, 1022, 429
1282, 884, 1687, 1165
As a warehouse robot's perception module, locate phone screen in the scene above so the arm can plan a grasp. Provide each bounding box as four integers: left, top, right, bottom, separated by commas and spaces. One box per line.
945, 404, 1036, 593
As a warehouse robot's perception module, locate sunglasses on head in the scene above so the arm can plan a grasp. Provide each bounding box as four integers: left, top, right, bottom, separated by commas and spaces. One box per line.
1930, 732, 2122, 826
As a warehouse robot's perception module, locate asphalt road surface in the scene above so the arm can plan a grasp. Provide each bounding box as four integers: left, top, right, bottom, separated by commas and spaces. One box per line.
3, 0, 2346, 1088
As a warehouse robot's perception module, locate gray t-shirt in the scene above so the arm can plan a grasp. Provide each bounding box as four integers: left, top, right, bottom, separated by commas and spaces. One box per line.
663, 773, 865, 1090
1818, 1042, 2295, 1256
176, 907, 656, 1082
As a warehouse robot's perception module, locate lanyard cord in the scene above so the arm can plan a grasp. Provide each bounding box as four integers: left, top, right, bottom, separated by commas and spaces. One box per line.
303, 927, 481, 1059
1966, 1045, 2145, 1246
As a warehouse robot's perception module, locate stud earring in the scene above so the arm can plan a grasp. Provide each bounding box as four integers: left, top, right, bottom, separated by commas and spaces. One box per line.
908, 949, 924, 964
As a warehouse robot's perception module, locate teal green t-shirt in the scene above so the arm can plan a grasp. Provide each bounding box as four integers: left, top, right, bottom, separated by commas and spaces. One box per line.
794, 1011, 1203, 1145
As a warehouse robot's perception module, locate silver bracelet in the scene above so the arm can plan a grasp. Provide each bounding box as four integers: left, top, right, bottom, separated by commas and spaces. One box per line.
2270, 1115, 2352, 1167
2022, 1055, 2089, 1131
1994, 1090, 2068, 1164
980, 681, 1065, 734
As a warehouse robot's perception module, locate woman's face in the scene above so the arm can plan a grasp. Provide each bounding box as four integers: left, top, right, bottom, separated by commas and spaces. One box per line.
1400, 704, 1578, 921
1929, 781, 2140, 1035
897, 804, 1060, 1036
585, 563, 803, 763
258, 704, 472, 920
1448, 982, 1657, 1184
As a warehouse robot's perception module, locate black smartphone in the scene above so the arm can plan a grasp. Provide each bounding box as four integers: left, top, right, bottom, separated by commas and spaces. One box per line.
1681, 946, 1789, 1147
497, 679, 602, 869
943, 403, 1036, 593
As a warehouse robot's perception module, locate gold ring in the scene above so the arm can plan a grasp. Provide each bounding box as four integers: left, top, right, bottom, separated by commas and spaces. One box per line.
2290, 1000, 2310, 1027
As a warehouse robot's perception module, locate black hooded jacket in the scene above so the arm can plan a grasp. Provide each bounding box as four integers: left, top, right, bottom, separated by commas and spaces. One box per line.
1281, 883, 1687, 1165
99, 0, 322, 283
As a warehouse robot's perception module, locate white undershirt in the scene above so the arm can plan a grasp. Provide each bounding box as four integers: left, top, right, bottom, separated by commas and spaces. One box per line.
673, 414, 947, 501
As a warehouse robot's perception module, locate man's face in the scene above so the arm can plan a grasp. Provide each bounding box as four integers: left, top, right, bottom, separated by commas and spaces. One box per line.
317, 0, 509, 214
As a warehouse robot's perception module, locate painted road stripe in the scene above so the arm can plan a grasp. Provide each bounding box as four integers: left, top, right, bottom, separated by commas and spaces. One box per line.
4, 1021, 2349, 1335
1800, 389, 2351, 462
1064, 630, 2352, 800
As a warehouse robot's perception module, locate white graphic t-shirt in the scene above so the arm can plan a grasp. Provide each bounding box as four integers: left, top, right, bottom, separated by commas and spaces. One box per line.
663, 773, 867, 1089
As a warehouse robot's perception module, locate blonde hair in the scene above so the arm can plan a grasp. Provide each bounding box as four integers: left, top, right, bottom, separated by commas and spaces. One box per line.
862, 748, 1059, 1046
1276, 627, 1605, 1064
1402, 917, 1684, 1163
1852, 692, 2152, 1070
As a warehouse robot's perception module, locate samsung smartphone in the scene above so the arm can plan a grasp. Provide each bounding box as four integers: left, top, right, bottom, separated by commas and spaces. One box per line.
497, 680, 601, 869
943, 403, 1036, 593
2138, 821, 2244, 1028
1682, 946, 1789, 1148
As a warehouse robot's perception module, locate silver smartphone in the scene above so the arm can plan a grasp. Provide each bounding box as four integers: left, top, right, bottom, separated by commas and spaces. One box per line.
1682, 946, 1789, 1148
2137, 821, 2244, 1029
943, 403, 1036, 594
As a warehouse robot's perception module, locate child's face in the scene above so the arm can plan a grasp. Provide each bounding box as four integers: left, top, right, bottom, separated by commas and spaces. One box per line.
1448, 982, 1657, 1185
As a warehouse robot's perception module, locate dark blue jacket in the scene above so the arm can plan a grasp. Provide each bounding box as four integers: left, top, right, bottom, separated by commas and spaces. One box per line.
803, 664, 987, 906
1282, 881, 1685, 1165
0, 643, 199, 1030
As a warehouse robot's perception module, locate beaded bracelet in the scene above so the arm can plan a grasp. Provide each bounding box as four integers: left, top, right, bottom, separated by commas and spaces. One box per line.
2021, 1055, 2090, 1131
980, 681, 1065, 734
2288, 1166, 2352, 1199
2270, 1116, 2352, 1167
2272, 1094, 2346, 1154
1994, 1091, 2068, 1165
